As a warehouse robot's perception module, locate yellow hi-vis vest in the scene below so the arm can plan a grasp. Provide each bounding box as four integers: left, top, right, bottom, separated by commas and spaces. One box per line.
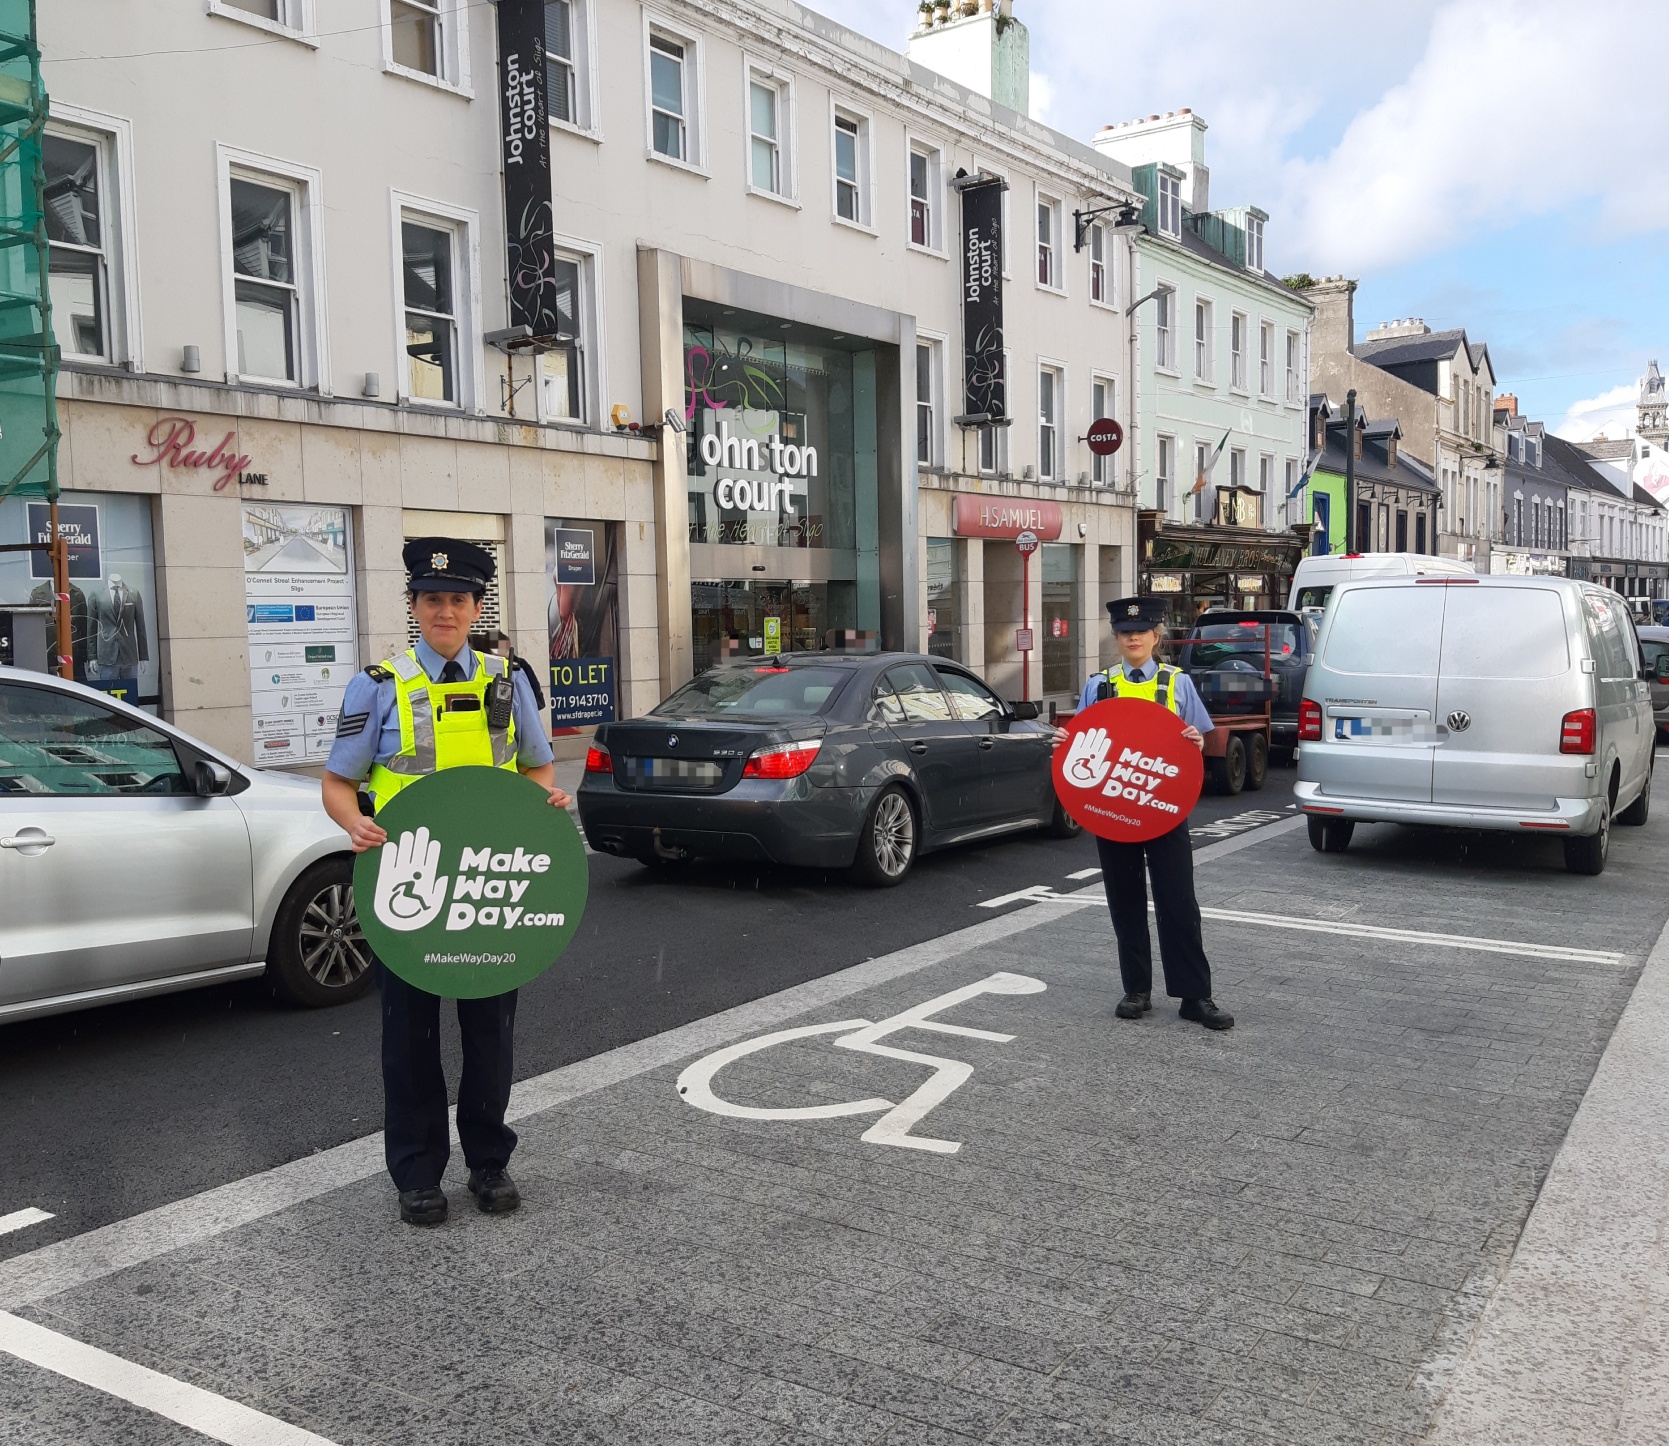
1095, 663, 1183, 713
364, 648, 519, 813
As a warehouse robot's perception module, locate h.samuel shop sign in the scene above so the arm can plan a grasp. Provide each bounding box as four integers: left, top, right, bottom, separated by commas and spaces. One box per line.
951, 495, 1064, 541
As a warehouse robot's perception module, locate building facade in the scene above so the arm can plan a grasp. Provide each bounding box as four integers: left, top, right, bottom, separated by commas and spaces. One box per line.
1304, 400, 1439, 558
1548, 434, 1669, 600
1307, 278, 1499, 567
1490, 398, 1570, 577
23, 0, 1152, 760
1089, 111, 1312, 625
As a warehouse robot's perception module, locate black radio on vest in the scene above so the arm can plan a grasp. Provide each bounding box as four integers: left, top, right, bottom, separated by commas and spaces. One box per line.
487, 669, 515, 730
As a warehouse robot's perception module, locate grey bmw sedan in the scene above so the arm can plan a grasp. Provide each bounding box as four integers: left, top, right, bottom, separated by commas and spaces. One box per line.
577, 653, 1076, 886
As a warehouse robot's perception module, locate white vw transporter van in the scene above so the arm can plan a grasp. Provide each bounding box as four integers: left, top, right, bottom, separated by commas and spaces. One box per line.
1296, 576, 1654, 874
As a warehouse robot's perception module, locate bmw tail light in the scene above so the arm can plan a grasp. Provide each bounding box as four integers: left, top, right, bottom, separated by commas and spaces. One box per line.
1560, 708, 1596, 755
743, 739, 822, 779
1298, 698, 1323, 743
584, 744, 612, 773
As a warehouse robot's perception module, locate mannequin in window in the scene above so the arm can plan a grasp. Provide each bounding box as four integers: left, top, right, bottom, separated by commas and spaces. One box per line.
92, 573, 148, 677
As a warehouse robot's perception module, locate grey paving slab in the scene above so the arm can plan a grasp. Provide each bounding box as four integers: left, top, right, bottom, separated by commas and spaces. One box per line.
3, 814, 1666, 1446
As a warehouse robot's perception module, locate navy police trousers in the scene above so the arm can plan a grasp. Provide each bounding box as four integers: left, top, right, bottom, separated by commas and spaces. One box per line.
1095, 818, 1213, 1001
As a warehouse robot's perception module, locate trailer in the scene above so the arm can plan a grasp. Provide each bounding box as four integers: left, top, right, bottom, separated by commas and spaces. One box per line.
1163, 627, 1275, 796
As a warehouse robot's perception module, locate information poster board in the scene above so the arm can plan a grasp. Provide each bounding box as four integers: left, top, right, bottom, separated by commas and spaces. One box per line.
546, 518, 618, 730
243, 503, 358, 766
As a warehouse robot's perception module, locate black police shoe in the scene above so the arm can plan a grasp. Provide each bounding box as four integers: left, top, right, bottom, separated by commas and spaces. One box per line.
467, 1166, 521, 1214
1115, 991, 1152, 1019
398, 1186, 448, 1226
1180, 997, 1234, 1031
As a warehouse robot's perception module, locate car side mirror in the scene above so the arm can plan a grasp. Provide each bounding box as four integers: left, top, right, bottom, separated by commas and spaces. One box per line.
1658, 662, 1669, 682
1009, 700, 1041, 720
194, 759, 233, 796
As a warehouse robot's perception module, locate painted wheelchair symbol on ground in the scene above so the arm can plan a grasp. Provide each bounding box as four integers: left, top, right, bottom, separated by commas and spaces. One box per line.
676, 972, 1045, 1154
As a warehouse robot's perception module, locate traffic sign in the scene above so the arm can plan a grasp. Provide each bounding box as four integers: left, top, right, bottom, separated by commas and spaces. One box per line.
1052, 698, 1203, 842
355, 766, 588, 998
1015, 529, 1039, 556
1015, 627, 1035, 652
1084, 418, 1124, 456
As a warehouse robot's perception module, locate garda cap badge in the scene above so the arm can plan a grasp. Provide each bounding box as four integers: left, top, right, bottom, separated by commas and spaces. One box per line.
431, 551, 449, 571
1126, 604, 1140, 617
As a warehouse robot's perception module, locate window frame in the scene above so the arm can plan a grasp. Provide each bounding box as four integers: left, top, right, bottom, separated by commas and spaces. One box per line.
217, 145, 328, 392
1091, 374, 1117, 485
536, 232, 605, 429
1284, 328, 1301, 404
544, 0, 599, 138
1087, 222, 1114, 309
1258, 319, 1274, 397
915, 331, 945, 469
206, 0, 318, 45
829, 99, 874, 232
1228, 309, 1247, 392
643, 13, 706, 173
1156, 170, 1182, 239
381, 0, 472, 96
1037, 360, 1064, 481
742, 59, 796, 205
44, 105, 142, 370
1035, 190, 1064, 294
1193, 296, 1213, 384
1245, 213, 1264, 273
1154, 282, 1177, 373
1156, 433, 1175, 514
388, 191, 482, 412
905, 138, 944, 254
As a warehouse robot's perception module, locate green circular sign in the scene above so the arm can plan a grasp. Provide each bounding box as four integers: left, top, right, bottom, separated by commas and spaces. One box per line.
353, 766, 588, 998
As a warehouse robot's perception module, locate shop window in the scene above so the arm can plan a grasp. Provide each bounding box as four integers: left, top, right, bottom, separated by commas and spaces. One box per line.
1258, 320, 1273, 396
832, 109, 871, 227
1229, 311, 1246, 391
925, 538, 960, 660
747, 72, 788, 197
1041, 543, 1078, 696
1038, 365, 1062, 481
385, 0, 468, 90
541, 251, 591, 423
401, 219, 457, 405
647, 23, 702, 166
1088, 222, 1109, 305
1156, 434, 1174, 513
229, 177, 301, 384
916, 338, 941, 467
1091, 377, 1115, 485
909, 143, 941, 250
545, 0, 593, 131
1037, 194, 1061, 290
1154, 285, 1175, 371
1285, 329, 1301, 403
1194, 298, 1212, 382
208, 0, 315, 40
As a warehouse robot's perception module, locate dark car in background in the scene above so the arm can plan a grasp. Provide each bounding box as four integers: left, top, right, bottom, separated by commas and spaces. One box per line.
577, 653, 1074, 887
1183, 610, 1316, 762
1639, 625, 1669, 741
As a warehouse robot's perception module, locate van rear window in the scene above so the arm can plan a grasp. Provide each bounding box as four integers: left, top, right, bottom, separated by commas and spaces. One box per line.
1294, 586, 1333, 609
1322, 588, 1444, 675
1439, 589, 1570, 679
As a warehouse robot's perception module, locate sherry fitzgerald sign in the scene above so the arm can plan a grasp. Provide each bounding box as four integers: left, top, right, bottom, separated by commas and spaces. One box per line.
958, 176, 1007, 424
496, 0, 561, 337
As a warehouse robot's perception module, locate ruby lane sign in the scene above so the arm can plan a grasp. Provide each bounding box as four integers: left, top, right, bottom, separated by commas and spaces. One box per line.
1052, 698, 1203, 842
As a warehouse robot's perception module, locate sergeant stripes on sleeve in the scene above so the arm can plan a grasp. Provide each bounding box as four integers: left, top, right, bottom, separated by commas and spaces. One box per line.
334, 711, 370, 738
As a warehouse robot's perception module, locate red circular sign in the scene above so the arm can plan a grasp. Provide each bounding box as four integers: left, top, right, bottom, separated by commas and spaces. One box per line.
1015, 529, 1039, 556
1085, 418, 1124, 457
1052, 698, 1203, 842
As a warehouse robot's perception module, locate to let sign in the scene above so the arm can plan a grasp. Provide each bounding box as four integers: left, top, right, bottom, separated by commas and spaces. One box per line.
952, 496, 1064, 541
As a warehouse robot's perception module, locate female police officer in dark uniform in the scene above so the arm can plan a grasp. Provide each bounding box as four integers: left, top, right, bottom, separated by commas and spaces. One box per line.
1060, 596, 1234, 1031
321, 538, 571, 1225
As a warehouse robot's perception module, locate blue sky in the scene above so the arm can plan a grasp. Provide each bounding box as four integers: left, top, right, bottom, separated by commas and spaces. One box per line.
836, 0, 1669, 439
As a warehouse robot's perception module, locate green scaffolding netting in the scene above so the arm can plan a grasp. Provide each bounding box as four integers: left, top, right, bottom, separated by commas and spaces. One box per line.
0, 0, 57, 504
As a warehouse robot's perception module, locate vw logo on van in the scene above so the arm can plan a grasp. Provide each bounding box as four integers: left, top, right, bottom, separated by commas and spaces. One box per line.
1446, 710, 1472, 732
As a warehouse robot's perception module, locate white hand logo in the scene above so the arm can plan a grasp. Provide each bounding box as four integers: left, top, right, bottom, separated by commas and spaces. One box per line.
1062, 727, 1114, 790
372, 827, 449, 931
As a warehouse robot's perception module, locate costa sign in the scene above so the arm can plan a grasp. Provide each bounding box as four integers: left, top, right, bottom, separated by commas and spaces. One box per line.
1085, 417, 1124, 457
131, 418, 252, 491
952, 495, 1063, 541
1052, 698, 1203, 842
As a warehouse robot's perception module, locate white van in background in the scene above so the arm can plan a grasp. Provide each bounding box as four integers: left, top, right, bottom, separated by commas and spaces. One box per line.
1288, 553, 1474, 611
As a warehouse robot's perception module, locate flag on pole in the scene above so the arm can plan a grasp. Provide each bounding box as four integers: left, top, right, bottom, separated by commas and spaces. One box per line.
1286, 456, 1315, 500
1188, 431, 1231, 496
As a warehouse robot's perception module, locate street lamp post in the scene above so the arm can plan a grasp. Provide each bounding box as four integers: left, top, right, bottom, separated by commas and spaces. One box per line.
1344, 388, 1357, 553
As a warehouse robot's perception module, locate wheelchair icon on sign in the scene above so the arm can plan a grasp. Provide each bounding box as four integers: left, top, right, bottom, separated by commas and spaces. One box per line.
676, 972, 1045, 1154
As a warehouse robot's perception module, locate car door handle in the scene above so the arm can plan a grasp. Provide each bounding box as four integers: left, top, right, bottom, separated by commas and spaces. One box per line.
1, 832, 56, 850
909, 743, 928, 754
978, 738, 995, 750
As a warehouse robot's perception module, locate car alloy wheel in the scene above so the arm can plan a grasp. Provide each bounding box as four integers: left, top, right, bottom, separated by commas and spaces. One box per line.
871, 790, 915, 878
297, 880, 373, 989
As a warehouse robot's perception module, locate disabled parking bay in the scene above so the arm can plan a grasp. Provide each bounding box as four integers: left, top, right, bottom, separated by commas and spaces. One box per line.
2, 810, 1668, 1446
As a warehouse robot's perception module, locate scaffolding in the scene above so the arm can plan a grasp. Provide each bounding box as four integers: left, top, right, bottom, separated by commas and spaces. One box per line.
0, 0, 68, 677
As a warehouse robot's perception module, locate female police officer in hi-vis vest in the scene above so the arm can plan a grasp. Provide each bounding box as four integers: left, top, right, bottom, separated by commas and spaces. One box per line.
1057, 596, 1234, 1031
320, 538, 572, 1226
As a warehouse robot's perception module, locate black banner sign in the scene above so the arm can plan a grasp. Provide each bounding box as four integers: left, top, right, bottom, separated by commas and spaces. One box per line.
959, 178, 1007, 422
496, 0, 561, 335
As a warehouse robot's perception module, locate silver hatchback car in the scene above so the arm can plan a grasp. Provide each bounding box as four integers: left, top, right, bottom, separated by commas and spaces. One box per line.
0, 670, 368, 1022
1295, 576, 1655, 875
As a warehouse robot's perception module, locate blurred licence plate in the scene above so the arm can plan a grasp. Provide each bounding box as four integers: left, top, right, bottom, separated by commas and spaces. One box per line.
1334, 717, 1433, 741
625, 757, 724, 786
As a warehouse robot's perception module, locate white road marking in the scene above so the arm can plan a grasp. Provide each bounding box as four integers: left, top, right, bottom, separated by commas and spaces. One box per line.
0, 809, 1309, 1313
1189, 808, 1288, 840
1065, 867, 1102, 881
977, 884, 1088, 910
0, 1209, 52, 1238
0, 1310, 339, 1445
676, 972, 1045, 1154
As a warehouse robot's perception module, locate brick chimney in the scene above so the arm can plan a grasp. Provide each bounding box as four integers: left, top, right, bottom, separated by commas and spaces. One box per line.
1495, 392, 1519, 417
1307, 276, 1357, 360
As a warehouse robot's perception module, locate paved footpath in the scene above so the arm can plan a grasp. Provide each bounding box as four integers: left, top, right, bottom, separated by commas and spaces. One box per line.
2, 809, 1668, 1445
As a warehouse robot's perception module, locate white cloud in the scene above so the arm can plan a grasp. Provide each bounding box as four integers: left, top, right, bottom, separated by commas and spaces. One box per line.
1553, 382, 1637, 442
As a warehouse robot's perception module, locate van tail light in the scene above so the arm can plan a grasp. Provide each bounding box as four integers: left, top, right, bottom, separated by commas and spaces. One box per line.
743, 739, 822, 780
1560, 708, 1596, 755
1298, 698, 1323, 742
584, 744, 612, 774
